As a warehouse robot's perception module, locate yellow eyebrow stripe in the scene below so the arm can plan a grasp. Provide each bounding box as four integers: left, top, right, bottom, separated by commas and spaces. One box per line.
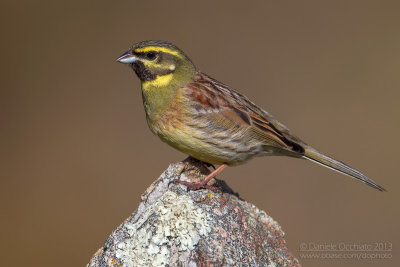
134, 47, 182, 57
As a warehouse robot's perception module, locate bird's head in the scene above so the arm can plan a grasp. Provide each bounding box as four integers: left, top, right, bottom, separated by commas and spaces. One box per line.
117, 40, 196, 87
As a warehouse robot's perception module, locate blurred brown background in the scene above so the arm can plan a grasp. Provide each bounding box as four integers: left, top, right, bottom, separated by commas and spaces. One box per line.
1, 1, 399, 266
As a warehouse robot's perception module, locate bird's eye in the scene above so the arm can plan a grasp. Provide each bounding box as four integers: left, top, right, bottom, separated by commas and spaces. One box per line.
146, 51, 157, 60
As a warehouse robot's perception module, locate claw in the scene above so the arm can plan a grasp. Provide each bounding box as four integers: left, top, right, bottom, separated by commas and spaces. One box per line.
167, 179, 176, 188
172, 178, 221, 192
169, 163, 228, 192
203, 162, 216, 170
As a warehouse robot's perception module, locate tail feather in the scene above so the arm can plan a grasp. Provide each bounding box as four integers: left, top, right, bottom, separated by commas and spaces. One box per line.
303, 148, 386, 191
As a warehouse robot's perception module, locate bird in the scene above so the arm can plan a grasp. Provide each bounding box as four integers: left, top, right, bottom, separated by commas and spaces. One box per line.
117, 40, 385, 192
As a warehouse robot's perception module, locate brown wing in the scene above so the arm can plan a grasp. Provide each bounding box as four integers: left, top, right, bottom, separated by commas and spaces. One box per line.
181, 73, 306, 154
183, 72, 306, 155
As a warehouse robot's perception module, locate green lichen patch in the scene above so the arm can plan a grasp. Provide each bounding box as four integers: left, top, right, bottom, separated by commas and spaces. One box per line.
115, 191, 212, 267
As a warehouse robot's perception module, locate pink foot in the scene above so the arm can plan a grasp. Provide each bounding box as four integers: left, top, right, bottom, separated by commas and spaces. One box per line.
171, 163, 228, 191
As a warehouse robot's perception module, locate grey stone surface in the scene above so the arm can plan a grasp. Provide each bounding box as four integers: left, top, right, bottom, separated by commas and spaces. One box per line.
87, 158, 300, 267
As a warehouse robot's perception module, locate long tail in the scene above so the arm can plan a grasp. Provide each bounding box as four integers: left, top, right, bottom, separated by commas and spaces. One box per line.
303, 148, 386, 191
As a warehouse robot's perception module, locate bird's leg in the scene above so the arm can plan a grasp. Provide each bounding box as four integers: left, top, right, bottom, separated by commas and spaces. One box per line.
172, 163, 228, 191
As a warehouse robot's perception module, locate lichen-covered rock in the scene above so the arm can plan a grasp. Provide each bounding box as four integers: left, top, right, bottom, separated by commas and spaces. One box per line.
87, 158, 300, 267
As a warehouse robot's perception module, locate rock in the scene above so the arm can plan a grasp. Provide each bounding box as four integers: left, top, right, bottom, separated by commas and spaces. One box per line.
87, 157, 300, 267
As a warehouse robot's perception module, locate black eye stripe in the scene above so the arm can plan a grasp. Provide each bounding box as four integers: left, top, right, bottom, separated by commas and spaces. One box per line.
146, 51, 156, 60
133, 51, 158, 60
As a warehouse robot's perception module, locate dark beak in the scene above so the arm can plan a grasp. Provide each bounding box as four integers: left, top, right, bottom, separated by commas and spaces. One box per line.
116, 50, 137, 64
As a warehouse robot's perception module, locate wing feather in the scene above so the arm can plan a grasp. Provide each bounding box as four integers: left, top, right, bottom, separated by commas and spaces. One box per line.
184, 73, 305, 155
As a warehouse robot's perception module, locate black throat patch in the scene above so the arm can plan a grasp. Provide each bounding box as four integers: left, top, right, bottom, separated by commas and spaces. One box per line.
131, 61, 156, 81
